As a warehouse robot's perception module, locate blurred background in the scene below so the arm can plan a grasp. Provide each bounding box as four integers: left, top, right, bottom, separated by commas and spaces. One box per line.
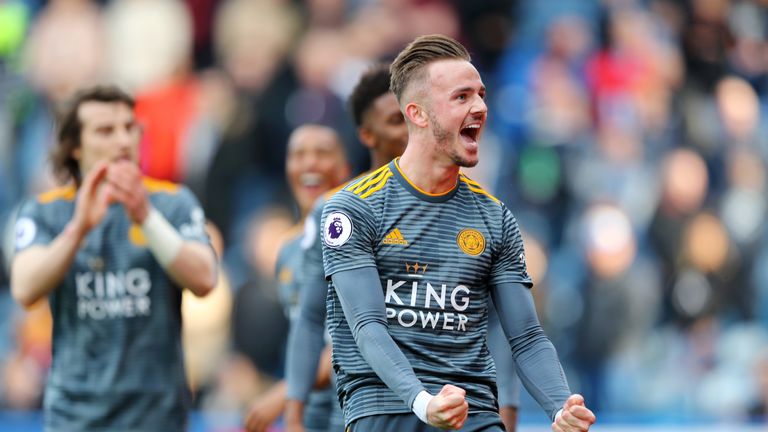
1, 0, 768, 430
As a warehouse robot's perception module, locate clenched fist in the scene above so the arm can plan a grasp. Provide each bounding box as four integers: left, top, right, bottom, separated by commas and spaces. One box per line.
426, 384, 469, 430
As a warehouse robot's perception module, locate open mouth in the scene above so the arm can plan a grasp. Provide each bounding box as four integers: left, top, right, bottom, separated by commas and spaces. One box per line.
300, 172, 323, 188
460, 124, 481, 142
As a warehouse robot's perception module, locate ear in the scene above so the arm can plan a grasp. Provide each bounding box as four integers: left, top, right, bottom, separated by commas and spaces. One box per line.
405, 102, 428, 128
358, 127, 376, 150
71, 146, 82, 161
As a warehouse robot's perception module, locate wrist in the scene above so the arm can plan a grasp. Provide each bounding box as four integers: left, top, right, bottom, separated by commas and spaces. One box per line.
554, 408, 564, 422
141, 207, 183, 267
284, 400, 304, 423
412, 390, 434, 424
63, 221, 87, 244
134, 203, 150, 225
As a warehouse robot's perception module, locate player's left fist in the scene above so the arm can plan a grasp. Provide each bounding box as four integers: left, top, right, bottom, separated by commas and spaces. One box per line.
551, 394, 595, 432
106, 160, 149, 224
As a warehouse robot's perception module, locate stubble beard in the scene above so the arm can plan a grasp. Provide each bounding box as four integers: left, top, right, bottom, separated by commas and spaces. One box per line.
428, 110, 478, 168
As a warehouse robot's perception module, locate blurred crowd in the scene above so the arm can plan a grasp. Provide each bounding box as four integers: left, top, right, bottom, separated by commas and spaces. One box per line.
0, 0, 767, 425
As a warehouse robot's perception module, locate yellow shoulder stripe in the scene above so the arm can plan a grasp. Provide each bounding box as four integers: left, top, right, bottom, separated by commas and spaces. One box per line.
323, 169, 375, 200
351, 165, 390, 194
460, 175, 482, 188
37, 185, 76, 204
142, 177, 179, 194
345, 165, 387, 192
460, 176, 500, 203
359, 170, 393, 199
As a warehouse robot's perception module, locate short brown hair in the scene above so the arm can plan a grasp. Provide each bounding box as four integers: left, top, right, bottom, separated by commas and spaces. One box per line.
51, 85, 135, 186
389, 34, 470, 103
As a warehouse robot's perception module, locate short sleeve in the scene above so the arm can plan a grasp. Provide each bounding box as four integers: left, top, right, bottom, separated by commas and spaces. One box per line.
13, 200, 56, 253
321, 191, 377, 278
159, 186, 210, 244
489, 205, 533, 288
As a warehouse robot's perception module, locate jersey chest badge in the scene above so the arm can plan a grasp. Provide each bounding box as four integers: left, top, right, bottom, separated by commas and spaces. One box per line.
457, 228, 485, 256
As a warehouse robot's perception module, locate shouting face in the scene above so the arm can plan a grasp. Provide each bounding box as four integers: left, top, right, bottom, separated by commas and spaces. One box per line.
422, 59, 487, 168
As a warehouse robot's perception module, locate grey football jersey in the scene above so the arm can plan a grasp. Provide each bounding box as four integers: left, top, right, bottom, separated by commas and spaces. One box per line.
321, 159, 532, 424
13, 179, 210, 432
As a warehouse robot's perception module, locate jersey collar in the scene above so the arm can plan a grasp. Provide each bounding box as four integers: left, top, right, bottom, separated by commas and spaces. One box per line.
390, 158, 460, 203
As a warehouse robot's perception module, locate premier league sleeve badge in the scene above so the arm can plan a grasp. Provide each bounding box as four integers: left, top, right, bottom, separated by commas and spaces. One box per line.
323, 211, 353, 248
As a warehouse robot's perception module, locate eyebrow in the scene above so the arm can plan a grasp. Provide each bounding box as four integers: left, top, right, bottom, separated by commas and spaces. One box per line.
451, 85, 486, 96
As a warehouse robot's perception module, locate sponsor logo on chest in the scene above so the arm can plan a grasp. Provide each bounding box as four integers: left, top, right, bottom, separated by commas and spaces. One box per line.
75, 268, 152, 320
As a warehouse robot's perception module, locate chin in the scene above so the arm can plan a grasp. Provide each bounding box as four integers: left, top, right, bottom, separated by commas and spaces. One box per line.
452, 153, 478, 168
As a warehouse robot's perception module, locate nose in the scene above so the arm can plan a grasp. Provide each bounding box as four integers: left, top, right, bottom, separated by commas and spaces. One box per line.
471, 95, 488, 115
303, 151, 320, 169
118, 124, 140, 148
116, 128, 133, 149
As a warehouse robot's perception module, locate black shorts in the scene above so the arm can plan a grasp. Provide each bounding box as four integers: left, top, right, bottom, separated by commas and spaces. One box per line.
346, 411, 504, 432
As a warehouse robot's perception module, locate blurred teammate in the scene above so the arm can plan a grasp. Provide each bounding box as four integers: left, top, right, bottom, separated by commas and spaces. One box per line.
319, 35, 596, 431
10, 85, 218, 432
284, 64, 408, 432
244, 124, 350, 432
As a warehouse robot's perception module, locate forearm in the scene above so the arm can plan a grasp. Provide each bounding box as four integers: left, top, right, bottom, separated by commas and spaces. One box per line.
11, 223, 83, 308
286, 278, 330, 401
509, 325, 569, 420
264, 380, 287, 407
487, 306, 521, 408
314, 346, 332, 389
284, 399, 304, 429
491, 283, 570, 421
499, 406, 518, 432
141, 207, 217, 296
333, 268, 426, 408
352, 320, 426, 407
285, 314, 327, 401
166, 242, 218, 297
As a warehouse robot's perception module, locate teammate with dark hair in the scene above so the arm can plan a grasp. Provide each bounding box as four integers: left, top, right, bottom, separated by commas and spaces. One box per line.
11, 84, 218, 432
284, 64, 408, 432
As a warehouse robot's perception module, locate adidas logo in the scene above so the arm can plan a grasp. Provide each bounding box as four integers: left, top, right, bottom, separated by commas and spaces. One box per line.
382, 228, 408, 245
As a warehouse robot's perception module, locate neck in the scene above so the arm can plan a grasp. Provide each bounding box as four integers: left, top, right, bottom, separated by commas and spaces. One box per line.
397, 136, 460, 194
298, 203, 312, 221
370, 153, 392, 171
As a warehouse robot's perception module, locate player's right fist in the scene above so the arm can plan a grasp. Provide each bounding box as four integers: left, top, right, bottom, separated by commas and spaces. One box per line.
426, 384, 469, 430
